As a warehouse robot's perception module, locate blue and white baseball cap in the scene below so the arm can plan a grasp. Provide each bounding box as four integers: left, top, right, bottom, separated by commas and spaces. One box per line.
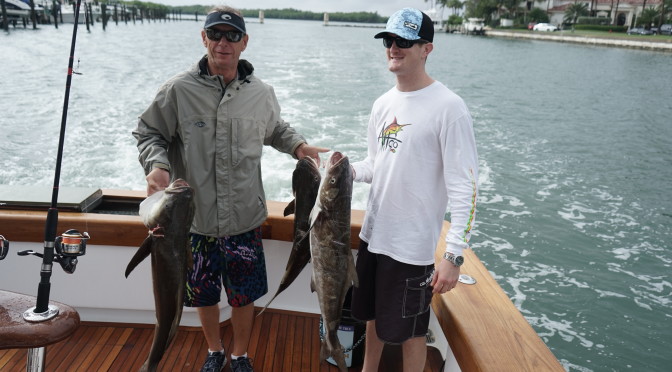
374, 8, 434, 42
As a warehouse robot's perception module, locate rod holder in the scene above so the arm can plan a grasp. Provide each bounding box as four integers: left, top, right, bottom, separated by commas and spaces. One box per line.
23, 304, 60, 322
0, 235, 8, 260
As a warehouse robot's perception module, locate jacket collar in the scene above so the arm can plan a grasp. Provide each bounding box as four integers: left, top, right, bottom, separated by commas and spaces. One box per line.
198, 56, 254, 81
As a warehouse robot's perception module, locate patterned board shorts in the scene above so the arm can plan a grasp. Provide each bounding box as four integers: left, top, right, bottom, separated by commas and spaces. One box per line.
351, 240, 434, 344
184, 227, 268, 308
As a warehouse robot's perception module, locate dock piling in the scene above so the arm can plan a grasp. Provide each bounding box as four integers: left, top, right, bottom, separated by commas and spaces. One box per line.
29, 0, 37, 29
101, 3, 106, 30
1, 0, 8, 31
84, 2, 89, 31
52, 0, 58, 29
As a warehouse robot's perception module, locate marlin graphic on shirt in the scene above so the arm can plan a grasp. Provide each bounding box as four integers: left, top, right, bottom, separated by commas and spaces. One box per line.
378, 116, 411, 153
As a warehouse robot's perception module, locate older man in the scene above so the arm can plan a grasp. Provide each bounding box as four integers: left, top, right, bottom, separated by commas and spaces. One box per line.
133, 6, 327, 372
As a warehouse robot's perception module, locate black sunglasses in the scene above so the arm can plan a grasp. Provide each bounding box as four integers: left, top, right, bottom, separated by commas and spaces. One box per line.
382, 36, 424, 49
205, 29, 245, 43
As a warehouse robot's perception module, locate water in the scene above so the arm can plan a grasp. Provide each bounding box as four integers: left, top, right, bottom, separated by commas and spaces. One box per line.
2, 20, 671, 372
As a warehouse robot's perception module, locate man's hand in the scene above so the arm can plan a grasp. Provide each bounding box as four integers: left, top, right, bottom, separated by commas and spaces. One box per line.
431, 258, 460, 294
294, 143, 329, 167
146, 167, 170, 196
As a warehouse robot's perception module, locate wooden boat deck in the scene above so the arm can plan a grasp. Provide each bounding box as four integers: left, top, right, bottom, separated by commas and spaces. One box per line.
0, 308, 443, 372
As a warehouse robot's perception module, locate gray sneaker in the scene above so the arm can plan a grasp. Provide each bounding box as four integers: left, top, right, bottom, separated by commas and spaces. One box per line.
230, 356, 254, 372
200, 351, 226, 372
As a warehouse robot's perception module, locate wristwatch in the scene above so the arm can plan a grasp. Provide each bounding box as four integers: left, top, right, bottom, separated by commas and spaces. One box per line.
443, 252, 464, 267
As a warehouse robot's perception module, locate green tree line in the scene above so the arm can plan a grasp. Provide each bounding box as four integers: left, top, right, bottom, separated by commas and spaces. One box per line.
117, 4, 386, 23
242, 8, 385, 23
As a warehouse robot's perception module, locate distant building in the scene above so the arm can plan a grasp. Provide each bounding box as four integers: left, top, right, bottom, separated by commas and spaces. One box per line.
535, 0, 664, 27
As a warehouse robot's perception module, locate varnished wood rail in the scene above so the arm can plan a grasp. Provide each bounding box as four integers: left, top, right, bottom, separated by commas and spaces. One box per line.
432, 222, 564, 371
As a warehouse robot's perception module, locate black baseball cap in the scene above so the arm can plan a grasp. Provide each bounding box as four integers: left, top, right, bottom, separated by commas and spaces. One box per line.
204, 11, 246, 33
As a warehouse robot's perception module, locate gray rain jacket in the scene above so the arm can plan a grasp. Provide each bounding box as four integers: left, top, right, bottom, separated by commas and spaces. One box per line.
133, 57, 306, 237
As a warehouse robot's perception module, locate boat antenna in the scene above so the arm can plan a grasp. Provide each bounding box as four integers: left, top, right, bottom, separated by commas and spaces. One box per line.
22, 0, 86, 321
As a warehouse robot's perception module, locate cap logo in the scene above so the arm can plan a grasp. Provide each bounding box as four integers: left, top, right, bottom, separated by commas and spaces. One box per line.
221, 14, 231, 20
404, 21, 418, 31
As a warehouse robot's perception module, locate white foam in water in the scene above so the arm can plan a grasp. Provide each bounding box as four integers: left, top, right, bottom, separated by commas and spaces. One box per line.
2, 20, 671, 372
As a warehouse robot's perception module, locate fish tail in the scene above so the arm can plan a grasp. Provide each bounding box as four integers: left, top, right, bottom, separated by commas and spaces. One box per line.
138, 360, 153, 372
319, 339, 329, 362
256, 293, 279, 317
324, 329, 348, 372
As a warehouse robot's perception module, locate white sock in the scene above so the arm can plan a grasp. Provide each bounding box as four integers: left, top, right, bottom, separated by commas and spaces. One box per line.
231, 353, 248, 360
208, 349, 225, 354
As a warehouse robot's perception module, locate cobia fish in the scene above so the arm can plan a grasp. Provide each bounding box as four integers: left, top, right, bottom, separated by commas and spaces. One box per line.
309, 152, 358, 372
125, 179, 195, 372
259, 157, 321, 315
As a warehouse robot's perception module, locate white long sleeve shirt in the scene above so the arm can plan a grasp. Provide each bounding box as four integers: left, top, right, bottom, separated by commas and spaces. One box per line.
352, 81, 478, 265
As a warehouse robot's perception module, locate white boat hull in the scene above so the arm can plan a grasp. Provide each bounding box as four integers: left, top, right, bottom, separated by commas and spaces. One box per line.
1, 237, 458, 369
1, 239, 319, 326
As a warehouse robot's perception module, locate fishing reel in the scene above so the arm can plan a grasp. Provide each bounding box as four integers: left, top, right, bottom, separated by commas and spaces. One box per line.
18, 229, 90, 274
54, 229, 89, 273
0, 235, 8, 260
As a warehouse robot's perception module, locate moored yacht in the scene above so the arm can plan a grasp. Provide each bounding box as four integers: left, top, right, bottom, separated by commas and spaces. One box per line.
1, 0, 31, 21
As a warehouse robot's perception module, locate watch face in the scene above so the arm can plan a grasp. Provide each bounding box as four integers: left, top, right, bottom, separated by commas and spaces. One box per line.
455, 256, 464, 265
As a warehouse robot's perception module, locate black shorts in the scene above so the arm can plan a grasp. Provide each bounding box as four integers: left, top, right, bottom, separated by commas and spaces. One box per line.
351, 240, 434, 344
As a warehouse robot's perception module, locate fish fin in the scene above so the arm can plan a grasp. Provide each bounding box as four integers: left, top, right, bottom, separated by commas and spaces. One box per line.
256, 293, 279, 317
125, 236, 152, 278
348, 251, 359, 288
309, 202, 322, 229
295, 224, 315, 248
283, 199, 296, 217
185, 241, 193, 271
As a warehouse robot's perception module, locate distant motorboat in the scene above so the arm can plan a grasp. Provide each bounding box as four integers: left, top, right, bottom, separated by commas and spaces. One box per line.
2, 0, 31, 20
463, 18, 486, 35
46, 1, 111, 24
425, 7, 444, 32
51, 1, 86, 24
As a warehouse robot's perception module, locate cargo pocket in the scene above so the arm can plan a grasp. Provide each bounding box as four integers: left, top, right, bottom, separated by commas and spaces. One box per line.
231, 118, 263, 168
402, 273, 433, 318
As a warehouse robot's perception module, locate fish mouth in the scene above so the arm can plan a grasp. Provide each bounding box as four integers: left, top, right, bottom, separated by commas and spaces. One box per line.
165, 179, 191, 193
296, 157, 320, 177
327, 152, 347, 168
303, 156, 319, 169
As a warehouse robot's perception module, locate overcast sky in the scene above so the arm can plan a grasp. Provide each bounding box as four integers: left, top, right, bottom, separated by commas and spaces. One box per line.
154, 0, 437, 17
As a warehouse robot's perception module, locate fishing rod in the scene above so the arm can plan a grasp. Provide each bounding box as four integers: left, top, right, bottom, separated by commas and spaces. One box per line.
19, 0, 89, 322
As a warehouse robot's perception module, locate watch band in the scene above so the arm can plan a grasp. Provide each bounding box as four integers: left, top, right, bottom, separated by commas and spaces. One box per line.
443, 252, 464, 267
